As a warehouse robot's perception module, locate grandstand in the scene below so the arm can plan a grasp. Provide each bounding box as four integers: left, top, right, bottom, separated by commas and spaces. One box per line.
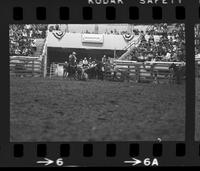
9, 24, 48, 57
9, 24, 185, 78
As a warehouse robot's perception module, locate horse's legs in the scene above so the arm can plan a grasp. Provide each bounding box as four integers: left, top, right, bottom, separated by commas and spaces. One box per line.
63, 70, 66, 79
168, 74, 171, 84
74, 71, 77, 80
101, 72, 103, 80
68, 70, 72, 80
100, 72, 104, 80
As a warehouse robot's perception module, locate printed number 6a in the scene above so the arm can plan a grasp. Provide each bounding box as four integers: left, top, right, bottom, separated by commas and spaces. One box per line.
143, 158, 159, 166
56, 158, 64, 166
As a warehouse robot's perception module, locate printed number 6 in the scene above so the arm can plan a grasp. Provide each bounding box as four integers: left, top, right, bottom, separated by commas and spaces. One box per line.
56, 158, 64, 166
144, 158, 151, 166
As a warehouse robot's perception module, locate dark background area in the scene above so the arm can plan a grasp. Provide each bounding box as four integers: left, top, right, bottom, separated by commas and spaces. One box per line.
47, 47, 124, 63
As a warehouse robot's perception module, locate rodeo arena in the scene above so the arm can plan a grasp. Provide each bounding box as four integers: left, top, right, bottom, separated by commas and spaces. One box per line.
10, 24, 186, 141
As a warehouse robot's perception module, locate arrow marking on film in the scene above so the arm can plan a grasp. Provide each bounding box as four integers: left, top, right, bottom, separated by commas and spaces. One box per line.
124, 158, 142, 166
37, 158, 54, 166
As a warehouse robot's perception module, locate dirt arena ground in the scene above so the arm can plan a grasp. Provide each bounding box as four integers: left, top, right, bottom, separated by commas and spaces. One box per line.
10, 77, 185, 142
196, 78, 200, 141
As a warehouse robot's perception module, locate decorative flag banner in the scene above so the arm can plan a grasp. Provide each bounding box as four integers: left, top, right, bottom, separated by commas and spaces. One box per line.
52, 30, 66, 40
123, 33, 134, 42
123, 35, 140, 50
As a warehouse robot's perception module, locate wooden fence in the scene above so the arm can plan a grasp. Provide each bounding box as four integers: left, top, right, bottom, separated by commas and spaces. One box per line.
46, 60, 185, 83
113, 60, 185, 83
10, 56, 43, 77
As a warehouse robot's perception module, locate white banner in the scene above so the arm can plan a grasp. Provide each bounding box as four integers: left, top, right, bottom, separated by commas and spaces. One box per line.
81, 34, 104, 44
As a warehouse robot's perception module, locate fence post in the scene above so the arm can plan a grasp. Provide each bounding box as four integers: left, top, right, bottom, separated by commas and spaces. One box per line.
153, 64, 158, 84
138, 64, 141, 82
50, 64, 52, 78
150, 63, 154, 83
135, 64, 140, 83
40, 58, 42, 77
127, 65, 130, 82
195, 61, 199, 77
43, 53, 47, 78
32, 60, 34, 77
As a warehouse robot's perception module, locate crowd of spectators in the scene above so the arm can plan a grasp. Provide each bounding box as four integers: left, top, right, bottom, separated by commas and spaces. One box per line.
103, 29, 140, 35
9, 24, 186, 62
80, 29, 140, 35
129, 24, 186, 62
9, 24, 47, 56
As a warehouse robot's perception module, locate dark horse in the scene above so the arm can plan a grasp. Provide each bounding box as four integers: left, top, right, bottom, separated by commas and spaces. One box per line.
84, 64, 98, 79
94, 61, 105, 80
68, 64, 78, 79
82, 61, 105, 80
63, 60, 78, 80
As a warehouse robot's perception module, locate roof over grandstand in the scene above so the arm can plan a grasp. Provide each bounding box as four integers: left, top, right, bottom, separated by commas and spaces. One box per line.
48, 24, 149, 34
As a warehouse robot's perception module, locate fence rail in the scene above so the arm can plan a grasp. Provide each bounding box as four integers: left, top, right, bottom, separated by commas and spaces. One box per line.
10, 56, 43, 77
113, 60, 185, 83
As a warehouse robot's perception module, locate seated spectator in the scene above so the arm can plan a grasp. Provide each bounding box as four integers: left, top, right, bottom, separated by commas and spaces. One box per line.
88, 57, 92, 64
102, 55, 107, 64
83, 57, 89, 67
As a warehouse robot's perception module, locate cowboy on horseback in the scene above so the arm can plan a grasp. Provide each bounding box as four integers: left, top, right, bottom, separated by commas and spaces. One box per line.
69, 52, 77, 67
67, 51, 78, 79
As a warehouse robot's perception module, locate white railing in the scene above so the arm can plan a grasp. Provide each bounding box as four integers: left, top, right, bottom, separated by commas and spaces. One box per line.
10, 56, 40, 60
39, 38, 47, 61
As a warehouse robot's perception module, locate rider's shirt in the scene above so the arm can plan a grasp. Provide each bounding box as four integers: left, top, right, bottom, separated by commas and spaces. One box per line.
69, 54, 77, 66
83, 59, 88, 65
102, 57, 107, 63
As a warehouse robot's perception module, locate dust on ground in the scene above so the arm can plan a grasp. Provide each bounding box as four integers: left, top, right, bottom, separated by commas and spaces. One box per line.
10, 77, 185, 141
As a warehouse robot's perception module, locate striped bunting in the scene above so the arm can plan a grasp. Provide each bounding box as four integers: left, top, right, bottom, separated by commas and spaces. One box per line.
52, 30, 66, 40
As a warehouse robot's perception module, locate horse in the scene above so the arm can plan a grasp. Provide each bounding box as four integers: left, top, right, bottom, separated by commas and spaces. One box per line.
66, 61, 90, 81
77, 65, 89, 81
94, 61, 105, 80
62, 60, 78, 80
68, 64, 78, 79
84, 65, 97, 79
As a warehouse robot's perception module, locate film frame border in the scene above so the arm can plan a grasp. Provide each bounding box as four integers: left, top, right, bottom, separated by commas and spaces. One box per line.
0, 0, 199, 167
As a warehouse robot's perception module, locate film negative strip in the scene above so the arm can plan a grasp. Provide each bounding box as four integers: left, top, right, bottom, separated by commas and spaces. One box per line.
0, 0, 199, 167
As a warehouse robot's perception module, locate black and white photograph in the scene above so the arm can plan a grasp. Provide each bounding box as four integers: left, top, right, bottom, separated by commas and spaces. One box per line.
195, 24, 200, 141
10, 24, 186, 142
